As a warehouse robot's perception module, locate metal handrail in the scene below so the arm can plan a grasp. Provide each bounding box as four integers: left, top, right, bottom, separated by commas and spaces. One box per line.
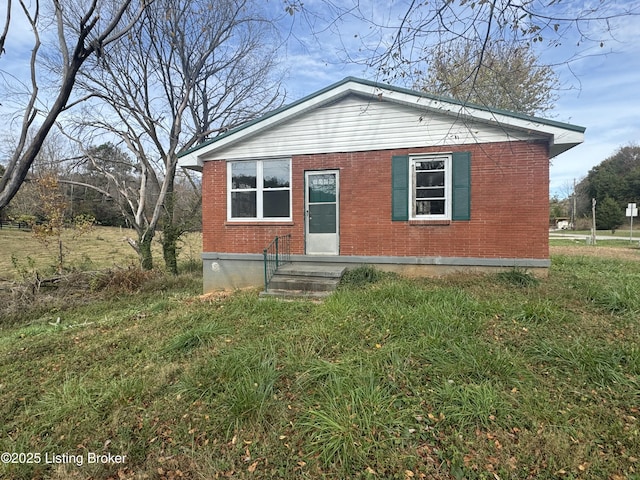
263, 234, 291, 291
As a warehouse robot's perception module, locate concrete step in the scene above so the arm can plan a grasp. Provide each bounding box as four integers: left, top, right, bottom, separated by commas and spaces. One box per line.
275, 264, 346, 278
269, 274, 340, 292
261, 264, 346, 300
259, 289, 333, 301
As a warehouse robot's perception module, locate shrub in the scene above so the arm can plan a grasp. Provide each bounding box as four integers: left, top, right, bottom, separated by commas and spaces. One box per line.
496, 267, 540, 288
339, 265, 386, 288
90, 266, 161, 293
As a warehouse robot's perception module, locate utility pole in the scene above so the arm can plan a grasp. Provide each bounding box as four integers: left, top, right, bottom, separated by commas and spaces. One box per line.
572, 178, 577, 230
591, 198, 597, 245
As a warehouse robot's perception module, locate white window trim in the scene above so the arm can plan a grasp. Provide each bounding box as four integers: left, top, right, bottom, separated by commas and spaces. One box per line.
227, 158, 292, 222
409, 154, 452, 220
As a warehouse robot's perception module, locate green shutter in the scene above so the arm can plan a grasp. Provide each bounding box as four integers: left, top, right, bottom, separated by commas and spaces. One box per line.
391, 155, 409, 221
452, 151, 471, 221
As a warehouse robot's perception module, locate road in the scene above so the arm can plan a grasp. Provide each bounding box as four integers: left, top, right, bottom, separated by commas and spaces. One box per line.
549, 232, 640, 242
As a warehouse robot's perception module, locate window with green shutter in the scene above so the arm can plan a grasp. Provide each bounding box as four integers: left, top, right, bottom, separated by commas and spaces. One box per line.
391, 152, 471, 222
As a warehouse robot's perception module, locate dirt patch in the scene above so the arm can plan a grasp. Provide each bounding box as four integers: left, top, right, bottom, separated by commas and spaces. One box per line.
551, 245, 640, 261
197, 287, 256, 302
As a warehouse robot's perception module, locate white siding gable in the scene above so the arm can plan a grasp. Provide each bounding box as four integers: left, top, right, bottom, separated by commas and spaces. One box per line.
178, 78, 584, 170
204, 94, 545, 161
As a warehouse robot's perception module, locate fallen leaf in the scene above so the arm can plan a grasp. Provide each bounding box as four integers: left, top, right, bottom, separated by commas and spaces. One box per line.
248, 461, 258, 473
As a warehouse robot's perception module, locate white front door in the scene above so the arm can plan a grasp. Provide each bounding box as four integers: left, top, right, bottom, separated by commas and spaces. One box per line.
305, 170, 339, 255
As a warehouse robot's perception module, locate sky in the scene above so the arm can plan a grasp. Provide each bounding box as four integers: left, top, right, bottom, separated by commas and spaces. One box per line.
277, 1, 640, 198
1, 0, 639, 199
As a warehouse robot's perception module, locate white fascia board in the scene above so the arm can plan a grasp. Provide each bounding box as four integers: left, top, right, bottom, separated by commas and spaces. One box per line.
178, 152, 203, 172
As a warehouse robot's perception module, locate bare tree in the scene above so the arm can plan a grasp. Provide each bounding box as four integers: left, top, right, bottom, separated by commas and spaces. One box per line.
289, 0, 639, 86
71, 0, 284, 272
0, 0, 149, 211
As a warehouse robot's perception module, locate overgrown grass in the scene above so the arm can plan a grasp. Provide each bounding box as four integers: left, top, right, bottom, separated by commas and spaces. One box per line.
0, 226, 202, 280
1, 249, 639, 479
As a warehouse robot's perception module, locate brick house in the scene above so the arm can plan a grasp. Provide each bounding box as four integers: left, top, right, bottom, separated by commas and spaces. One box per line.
178, 77, 584, 292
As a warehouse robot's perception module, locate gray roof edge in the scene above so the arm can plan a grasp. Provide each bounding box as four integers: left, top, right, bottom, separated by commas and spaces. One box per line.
349, 76, 586, 134
178, 76, 586, 158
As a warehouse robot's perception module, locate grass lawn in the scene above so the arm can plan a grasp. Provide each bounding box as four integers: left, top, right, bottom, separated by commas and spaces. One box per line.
0, 226, 202, 281
0, 241, 639, 479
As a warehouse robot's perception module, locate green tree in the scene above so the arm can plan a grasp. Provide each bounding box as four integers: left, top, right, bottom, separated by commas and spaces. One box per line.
415, 40, 558, 115
596, 196, 624, 234
577, 145, 640, 217
29, 174, 94, 273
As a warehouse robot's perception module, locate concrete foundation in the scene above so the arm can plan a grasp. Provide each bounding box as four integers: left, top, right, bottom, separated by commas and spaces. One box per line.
202, 252, 549, 293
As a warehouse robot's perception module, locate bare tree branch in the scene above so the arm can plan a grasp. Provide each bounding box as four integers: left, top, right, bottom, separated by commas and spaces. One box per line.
0, 0, 151, 211
69, 0, 285, 269
0, 0, 10, 57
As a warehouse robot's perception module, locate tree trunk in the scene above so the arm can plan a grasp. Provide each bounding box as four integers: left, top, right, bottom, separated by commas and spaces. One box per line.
162, 181, 179, 275
162, 222, 180, 276
58, 237, 64, 274
139, 232, 154, 270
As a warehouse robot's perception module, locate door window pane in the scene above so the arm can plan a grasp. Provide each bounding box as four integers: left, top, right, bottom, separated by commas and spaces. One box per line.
308, 174, 336, 203
309, 203, 337, 233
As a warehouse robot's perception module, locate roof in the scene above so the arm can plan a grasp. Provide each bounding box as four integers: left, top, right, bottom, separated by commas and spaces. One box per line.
178, 77, 585, 170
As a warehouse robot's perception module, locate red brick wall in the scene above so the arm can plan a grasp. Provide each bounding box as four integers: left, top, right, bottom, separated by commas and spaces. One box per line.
202, 141, 550, 259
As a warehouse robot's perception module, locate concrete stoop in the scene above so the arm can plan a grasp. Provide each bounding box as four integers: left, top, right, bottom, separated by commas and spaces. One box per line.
259, 264, 346, 300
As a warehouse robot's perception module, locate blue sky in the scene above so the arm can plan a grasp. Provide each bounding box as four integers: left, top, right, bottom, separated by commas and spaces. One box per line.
2, 0, 639, 199
278, 1, 640, 198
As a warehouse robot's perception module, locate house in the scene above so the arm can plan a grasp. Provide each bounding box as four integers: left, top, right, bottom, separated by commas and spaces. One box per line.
178, 77, 585, 293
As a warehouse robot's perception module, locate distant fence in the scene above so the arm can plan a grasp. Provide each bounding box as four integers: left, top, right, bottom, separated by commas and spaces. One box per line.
0, 220, 34, 230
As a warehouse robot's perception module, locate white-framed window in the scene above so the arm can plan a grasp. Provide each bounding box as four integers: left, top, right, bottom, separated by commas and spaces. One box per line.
228, 158, 291, 221
410, 154, 452, 220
